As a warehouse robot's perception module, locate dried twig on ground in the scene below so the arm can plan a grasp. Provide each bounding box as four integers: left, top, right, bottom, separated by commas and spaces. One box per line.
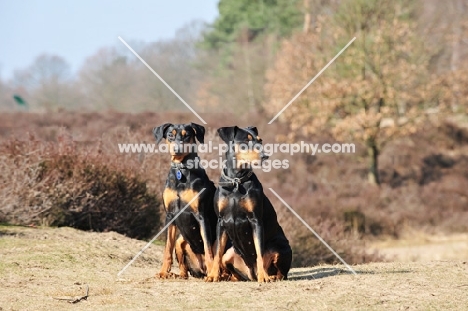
52, 285, 89, 304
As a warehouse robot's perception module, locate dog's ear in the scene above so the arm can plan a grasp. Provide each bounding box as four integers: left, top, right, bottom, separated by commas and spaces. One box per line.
152, 123, 172, 144
245, 126, 258, 136
190, 123, 205, 144
217, 126, 238, 143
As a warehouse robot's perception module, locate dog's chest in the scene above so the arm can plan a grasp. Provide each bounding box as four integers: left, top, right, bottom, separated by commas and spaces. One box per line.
163, 183, 203, 214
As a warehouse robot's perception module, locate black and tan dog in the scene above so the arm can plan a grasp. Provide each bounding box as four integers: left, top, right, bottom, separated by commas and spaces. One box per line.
206, 126, 292, 282
153, 122, 217, 279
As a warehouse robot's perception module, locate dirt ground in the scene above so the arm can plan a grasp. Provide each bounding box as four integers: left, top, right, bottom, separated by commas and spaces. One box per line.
371, 231, 468, 262
1, 225, 467, 311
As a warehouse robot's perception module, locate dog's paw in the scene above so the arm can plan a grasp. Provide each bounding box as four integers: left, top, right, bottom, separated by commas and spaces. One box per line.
220, 271, 233, 281
178, 271, 189, 279
257, 271, 270, 283
268, 275, 283, 282
156, 272, 177, 279
204, 274, 220, 282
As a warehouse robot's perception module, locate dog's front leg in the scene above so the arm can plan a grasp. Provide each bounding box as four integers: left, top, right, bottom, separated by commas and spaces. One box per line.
175, 236, 189, 279
198, 215, 214, 273
251, 218, 269, 283
205, 219, 227, 282
158, 223, 177, 279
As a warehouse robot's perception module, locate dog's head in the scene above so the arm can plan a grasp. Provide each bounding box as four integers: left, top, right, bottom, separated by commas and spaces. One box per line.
217, 126, 268, 169
153, 123, 205, 163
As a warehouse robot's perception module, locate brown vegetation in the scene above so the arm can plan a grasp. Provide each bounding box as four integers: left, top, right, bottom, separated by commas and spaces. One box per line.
1, 112, 467, 267
0, 112, 171, 239
264, 0, 468, 185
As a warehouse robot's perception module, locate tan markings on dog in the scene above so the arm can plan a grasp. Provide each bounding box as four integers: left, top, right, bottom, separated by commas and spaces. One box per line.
163, 188, 178, 208
272, 252, 284, 280
171, 155, 186, 163
239, 198, 255, 213
218, 197, 229, 212
179, 189, 200, 212
184, 242, 205, 273
236, 151, 260, 161
167, 140, 189, 163
181, 129, 187, 136
235, 150, 261, 168
262, 250, 284, 280
253, 234, 268, 282
257, 136, 261, 141
247, 134, 253, 140
158, 224, 177, 278
206, 231, 228, 282
222, 247, 251, 281
172, 129, 177, 135
262, 250, 275, 270
234, 144, 260, 161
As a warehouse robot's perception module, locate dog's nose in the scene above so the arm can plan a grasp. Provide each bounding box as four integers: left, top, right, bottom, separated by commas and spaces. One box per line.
261, 153, 269, 160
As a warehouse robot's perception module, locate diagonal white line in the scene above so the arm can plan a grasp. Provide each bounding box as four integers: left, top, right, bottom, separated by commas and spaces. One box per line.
118, 36, 207, 125
268, 37, 356, 124
268, 187, 357, 275
117, 188, 206, 277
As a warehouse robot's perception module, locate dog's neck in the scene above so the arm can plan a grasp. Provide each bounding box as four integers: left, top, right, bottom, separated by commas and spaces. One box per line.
170, 153, 204, 172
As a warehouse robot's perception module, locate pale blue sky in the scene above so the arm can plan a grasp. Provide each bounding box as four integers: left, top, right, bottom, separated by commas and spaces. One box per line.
0, 0, 219, 79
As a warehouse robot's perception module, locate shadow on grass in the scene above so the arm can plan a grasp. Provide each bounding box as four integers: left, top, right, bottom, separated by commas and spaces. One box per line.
288, 267, 348, 280
0, 230, 25, 237
288, 266, 412, 281
0, 223, 28, 237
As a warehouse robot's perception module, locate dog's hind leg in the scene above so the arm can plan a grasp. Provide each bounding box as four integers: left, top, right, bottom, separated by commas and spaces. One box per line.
262, 251, 284, 281
222, 247, 252, 281
178, 239, 205, 279
269, 249, 292, 281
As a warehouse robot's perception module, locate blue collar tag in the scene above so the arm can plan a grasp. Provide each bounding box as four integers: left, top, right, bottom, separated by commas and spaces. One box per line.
176, 170, 182, 180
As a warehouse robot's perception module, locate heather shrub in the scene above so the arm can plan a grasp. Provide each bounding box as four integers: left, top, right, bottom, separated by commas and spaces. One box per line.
0, 134, 161, 239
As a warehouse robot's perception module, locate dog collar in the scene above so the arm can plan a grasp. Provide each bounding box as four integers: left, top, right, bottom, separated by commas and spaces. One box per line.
171, 162, 186, 169
171, 162, 186, 181
219, 169, 253, 189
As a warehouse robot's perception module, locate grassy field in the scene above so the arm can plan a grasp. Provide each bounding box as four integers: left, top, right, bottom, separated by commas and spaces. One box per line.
1, 225, 467, 311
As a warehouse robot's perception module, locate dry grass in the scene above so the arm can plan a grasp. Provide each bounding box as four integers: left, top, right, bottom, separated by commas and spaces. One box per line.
371, 231, 468, 262
1, 225, 467, 311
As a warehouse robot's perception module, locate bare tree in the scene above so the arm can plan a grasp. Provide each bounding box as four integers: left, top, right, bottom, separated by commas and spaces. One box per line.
78, 21, 205, 112
12, 54, 73, 110
78, 47, 136, 111
265, 0, 445, 185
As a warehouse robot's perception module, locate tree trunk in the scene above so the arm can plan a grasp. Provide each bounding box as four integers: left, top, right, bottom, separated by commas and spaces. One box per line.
367, 143, 380, 185
450, 0, 463, 111
303, 0, 311, 33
